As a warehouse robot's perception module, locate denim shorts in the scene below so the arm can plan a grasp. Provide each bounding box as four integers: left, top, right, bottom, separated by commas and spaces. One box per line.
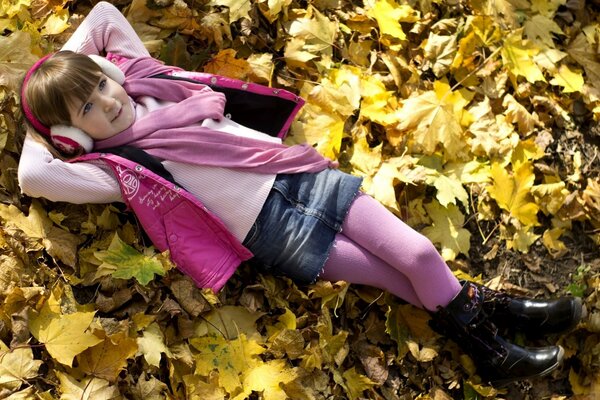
242, 169, 362, 284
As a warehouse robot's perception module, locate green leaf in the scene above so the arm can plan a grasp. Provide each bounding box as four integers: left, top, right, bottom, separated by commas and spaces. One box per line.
94, 233, 166, 285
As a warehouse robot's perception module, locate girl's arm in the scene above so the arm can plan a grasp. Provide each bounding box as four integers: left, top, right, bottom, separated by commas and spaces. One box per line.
18, 134, 123, 204
61, 1, 149, 58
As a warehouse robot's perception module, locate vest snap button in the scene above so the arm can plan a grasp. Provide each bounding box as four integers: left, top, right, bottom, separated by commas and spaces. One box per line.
169, 234, 178, 243
210, 77, 218, 84
225, 113, 232, 119
241, 83, 249, 90
135, 165, 143, 171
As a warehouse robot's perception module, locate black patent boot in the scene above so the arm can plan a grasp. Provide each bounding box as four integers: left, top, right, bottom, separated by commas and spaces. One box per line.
430, 281, 564, 385
476, 283, 583, 335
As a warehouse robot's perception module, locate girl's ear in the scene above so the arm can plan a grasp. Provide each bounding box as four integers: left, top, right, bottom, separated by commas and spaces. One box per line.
88, 54, 126, 85
51, 125, 94, 154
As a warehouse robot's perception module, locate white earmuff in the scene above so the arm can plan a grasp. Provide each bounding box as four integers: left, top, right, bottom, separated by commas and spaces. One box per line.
88, 54, 126, 84
51, 125, 94, 154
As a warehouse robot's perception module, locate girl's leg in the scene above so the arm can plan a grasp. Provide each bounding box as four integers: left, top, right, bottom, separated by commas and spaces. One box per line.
321, 233, 424, 308
338, 193, 462, 311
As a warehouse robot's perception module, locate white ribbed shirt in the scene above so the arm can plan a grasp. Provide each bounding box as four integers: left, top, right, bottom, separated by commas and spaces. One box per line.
18, 2, 277, 241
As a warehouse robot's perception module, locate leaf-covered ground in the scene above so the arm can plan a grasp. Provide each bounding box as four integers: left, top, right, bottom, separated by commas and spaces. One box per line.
1, 0, 600, 399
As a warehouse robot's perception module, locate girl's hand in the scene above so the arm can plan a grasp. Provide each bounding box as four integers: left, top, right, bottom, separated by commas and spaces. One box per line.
329, 160, 339, 169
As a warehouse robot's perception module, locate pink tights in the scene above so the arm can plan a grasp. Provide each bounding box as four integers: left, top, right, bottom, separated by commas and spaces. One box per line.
320, 193, 462, 311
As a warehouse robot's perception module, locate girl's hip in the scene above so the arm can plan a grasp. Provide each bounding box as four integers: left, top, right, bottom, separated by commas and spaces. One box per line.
242, 168, 362, 283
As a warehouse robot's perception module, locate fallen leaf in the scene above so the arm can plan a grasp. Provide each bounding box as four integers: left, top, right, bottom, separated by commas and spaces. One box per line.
29, 299, 102, 367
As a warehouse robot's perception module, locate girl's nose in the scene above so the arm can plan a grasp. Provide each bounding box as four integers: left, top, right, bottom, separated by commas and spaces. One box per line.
102, 96, 117, 111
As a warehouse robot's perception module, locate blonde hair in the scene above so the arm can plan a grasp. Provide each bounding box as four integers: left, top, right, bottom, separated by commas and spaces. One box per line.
22, 50, 103, 128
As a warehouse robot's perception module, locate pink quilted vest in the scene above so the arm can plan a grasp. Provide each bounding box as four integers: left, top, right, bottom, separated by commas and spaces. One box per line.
77, 152, 253, 292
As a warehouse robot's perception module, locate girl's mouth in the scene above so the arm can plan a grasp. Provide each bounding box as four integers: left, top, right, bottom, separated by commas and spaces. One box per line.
112, 106, 122, 122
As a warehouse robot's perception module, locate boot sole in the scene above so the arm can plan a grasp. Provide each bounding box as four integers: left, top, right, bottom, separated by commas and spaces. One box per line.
490, 345, 565, 386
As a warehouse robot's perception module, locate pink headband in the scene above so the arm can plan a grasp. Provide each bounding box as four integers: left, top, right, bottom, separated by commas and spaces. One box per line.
21, 53, 54, 137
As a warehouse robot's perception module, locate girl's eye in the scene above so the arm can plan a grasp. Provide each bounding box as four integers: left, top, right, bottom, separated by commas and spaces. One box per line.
83, 103, 93, 115
99, 78, 107, 91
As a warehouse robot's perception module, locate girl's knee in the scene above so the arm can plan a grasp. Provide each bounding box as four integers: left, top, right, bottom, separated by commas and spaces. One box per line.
411, 234, 443, 265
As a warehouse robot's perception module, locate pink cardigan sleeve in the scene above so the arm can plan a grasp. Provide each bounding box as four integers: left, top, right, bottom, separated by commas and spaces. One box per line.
61, 1, 149, 58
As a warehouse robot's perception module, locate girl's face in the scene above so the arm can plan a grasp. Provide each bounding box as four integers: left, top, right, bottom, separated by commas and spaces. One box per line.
68, 74, 134, 140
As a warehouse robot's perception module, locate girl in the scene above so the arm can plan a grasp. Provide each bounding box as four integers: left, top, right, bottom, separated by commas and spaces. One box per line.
18, 1, 581, 385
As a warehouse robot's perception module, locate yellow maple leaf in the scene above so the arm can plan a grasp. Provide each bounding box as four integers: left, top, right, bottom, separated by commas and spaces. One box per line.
289, 105, 344, 160
534, 47, 568, 71
359, 74, 400, 126
315, 309, 349, 366
507, 226, 541, 253
470, 15, 503, 47
284, 36, 318, 68
341, 367, 376, 399
0, 201, 79, 266
469, 100, 519, 158
183, 374, 226, 400
549, 64, 584, 93
511, 138, 546, 169
0, 30, 39, 91
209, 0, 251, 22
369, 162, 401, 213
232, 359, 298, 400
0, 342, 43, 391
349, 130, 383, 178
136, 323, 172, 367
199, 12, 233, 47
567, 32, 600, 89
56, 371, 120, 400
407, 339, 438, 362
247, 53, 274, 84
29, 299, 102, 367
194, 305, 263, 340
396, 81, 470, 159
452, 14, 504, 71
501, 31, 546, 84
367, 0, 420, 41
425, 171, 469, 208
77, 333, 138, 382
423, 32, 457, 77
502, 94, 542, 135
523, 14, 564, 47
531, 0, 566, 16
487, 162, 540, 226
421, 201, 471, 260
582, 178, 600, 220
258, 0, 291, 23
469, 0, 525, 28
311, 66, 362, 118
203, 49, 251, 80
0, 0, 30, 18
385, 303, 436, 358
531, 181, 569, 215
452, 31, 480, 71
286, 6, 337, 58
191, 333, 264, 394
41, 9, 70, 35
542, 227, 568, 257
